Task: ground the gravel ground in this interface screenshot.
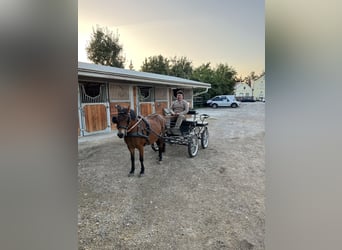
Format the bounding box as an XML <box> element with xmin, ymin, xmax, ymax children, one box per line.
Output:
<box><xmin>78</xmin><ymin>102</ymin><xmax>265</xmax><ymax>249</ymax></box>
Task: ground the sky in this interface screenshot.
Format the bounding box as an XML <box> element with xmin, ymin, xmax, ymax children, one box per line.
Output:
<box><xmin>78</xmin><ymin>0</ymin><xmax>264</xmax><ymax>78</ymax></box>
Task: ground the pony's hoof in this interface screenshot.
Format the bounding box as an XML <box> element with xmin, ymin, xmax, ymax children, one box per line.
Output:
<box><xmin>157</xmin><ymin>160</ymin><xmax>162</xmax><ymax>164</ymax></box>
<box><xmin>138</xmin><ymin>173</ymin><xmax>144</xmax><ymax>177</ymax></box>
<box><xmin>128</xmin><ymin>173</ymin><xmax>134</xmax><ymax>177</ymax></box>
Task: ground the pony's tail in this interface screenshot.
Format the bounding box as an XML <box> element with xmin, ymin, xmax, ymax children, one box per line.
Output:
<box><xmin>157</xmin><ymin>139</ymin><xmax>165</xmax><ymax>153</ymax></box>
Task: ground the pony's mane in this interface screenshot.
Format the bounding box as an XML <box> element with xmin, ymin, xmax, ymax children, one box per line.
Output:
<box><xmin>129</xmin><ymin>109</ymin><xmax>136</xmax><ymax>120</ymax></box>
<box><xmin>119</xmin><ymin>107</ymin><xmax>136</xmax><ymax>120</ymax></box>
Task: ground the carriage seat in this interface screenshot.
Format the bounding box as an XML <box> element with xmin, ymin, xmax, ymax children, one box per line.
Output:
<box><xmin>187</xmin><ymin>110</ymin><xmax>198</xmax><ymax>115</ymax></box>
<box><xmin>163</xmin><ymin>108</ymin><xmax>198</xmax><ymax>116</ymax></box>
<box><xmin>164</xmin><ymin>109</ymin><xmax>199</xmax><ymax>135</ymax></box>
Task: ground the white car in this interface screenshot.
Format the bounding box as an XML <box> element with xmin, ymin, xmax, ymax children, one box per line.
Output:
<box><xmin>206</xmin><ymin>95</ymin><xmax>240</xmax><ymax>108</ymax></box>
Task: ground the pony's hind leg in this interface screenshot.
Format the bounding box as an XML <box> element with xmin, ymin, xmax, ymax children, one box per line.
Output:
<box><xmin>138</xmin><ymin>146</ymin><xmax>145</xmax><ymax>177</ymax></box>
<box><xmin>157</xmin><ymin>139</ymin><xmax>165</xmax><ymax>162</ymax></box>
<box><xmin>128</xmin><ymin>147</ymin><xmax>135</xmax><ymax>177</ymax></box>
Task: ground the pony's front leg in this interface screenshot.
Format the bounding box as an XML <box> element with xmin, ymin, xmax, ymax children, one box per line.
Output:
<box><xmin>138</xmin><ymin>146</ymin><xmax>145</xmax><ymax>177</ymax></box>
<box><xmin>128</xmin><ymin>147</ymin><xmax>135</xmax><ymax>177</ymax></box>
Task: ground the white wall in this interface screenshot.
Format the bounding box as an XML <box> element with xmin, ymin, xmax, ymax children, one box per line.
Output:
<box><xmin>252</xmin><ymin>75</ymin><xmax>265</xmax><ymax>100</ymax></box>
<box><xmin>234</xmin><ymin>82</ymin><xmax>253</xmax><ymax>97</ymax></box>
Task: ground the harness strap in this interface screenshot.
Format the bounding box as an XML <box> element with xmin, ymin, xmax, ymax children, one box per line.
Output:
<box><xmin>125</xmin><ymin>114</ymin><xmax>164</xmax><ymax>144</ymax></box>
<box><xmin>141</xmin><ymin>116</ymin><xmax>150</xmax><ymax>136</ymax></box>
<box><xmin>126</xmin><ymin>117</ymin><xmax>143</xmax><ymax>133</ymax></box>
<box><xmin>140</xmin><ymin>116</ymin><xmax>151</xmax><ymax>144</ymax></box>
<box><xmin>124</xmin><ymin>116</ymin><xmax>150</xmax><ymax>144</ymax></box>
<box><xmin>125</xmin><ymin>132</ymin><xmax>149</xmax><ymax>139</ymax></box>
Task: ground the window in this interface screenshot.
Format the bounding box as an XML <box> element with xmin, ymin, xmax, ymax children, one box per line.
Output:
<box><xmin>80</xmin><ymin>83</ymin><xmax>107</xmax><ymax>103</ymax></box>
<box><xmin>84</xmin><ymin>83</ymin><xmax>100</xmax><ymax>97</ymax></box>
<box><xmin>139</xmin><ymin>87</ymin><xmax>154</xmax><ymax>102</ymax></box>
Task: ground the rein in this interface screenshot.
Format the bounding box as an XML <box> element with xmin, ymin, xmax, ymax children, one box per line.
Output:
<box><xmin>126</xmin><ymin>117</ymin><xmax>143</xmax><ymax>133</ymax></box>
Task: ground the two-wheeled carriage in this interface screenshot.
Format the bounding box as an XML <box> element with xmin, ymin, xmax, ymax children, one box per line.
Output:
<box><xmin>155</xmin><ymin>110</ymin><xmax>210</xmax><ymax>157</ymax></box>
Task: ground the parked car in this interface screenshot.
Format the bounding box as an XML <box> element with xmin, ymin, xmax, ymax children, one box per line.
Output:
<box><xmin>257</xmin><ymin>97</ymin><xmax>265</xmax><ymax>102</ymax></box>
<box><xmin>236</xmin><ymin>96</ymin><xmax>256</xmax><ymax>102</ymax></box>
<box><xmin>206</xmin><ymin>95</ymin><xmax>240</xmax><ymax>108</ymax></box>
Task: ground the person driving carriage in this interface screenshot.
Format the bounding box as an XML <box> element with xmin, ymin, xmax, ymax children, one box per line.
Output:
<box><xmin>165</xmin><ymin>90</ymin><xmax>189</xmax><ymax>135</ymax></box>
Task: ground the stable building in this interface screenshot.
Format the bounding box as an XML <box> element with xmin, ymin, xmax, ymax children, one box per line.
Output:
<box><xmin>78</xmin><ymin>62</ymin><xmax>211</xmax><ymax>136</ymax></box>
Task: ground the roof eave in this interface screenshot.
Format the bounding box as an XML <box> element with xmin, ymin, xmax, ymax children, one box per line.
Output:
<box><xmin>78</xmin><ymin>62</ymin><xmax>211</xmax><ymax>88</ymax></box>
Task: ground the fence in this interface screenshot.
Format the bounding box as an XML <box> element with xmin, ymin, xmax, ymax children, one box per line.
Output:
<box><xmin>193</xmin><ymin>96</ymin><xmax>205</xmax><ymax>108</ymax></box>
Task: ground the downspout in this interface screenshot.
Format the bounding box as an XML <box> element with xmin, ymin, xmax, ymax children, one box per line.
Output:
<box><xmin>193</xmin><ymin>87</ymin><xmax>210</xmax><ymax>96</ymax></box>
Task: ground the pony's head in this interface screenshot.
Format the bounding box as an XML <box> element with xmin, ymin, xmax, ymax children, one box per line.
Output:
<box><xmin>114</xmin><ymin>105</ymin><xmax>136</xmax><ymax>138</ymax></box>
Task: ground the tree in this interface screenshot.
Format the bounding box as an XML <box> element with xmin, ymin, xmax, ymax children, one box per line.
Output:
<box><xmin>169</xmin><ymin>56</ymin><xmax>193</xmax><ymax>79</ymax></box>
<box><xmin>192</xmin><ymin>63</ymin><xmax>237</xmax><ymax>97</ymax></box>
<box><xmin>128</xmin><ymin>60</ymin><xmax>134</xmax><ymax>70</ymax></box>
<box><xmin>212</xmin><ymin>63</ymin><xmax>237</xmax><ymax>95</ymax></box>
<box><xmin>139</xmin><ymin>54</ymin><xmax>237</xmax><ymax>99</ymax></box>
<box><xmin>192</xmin><ymin>63</ymin><xmax>213</xmax><ymax>83</ymax></box>
<box><xmin>191</xmin><ymin>63</ymin><xmax>214</xmax><ymax>98</ymax></box>
<box><xmin>140</xmin><ymin>55</ymin><xmax>170</xmax><ymax>75</ymax></box>
<box><xmin>244</xmin><ymin>71</ymin><xmax>260</xmax><ymax>86</ymax></box>
<box><xmin>86</xmin><ymin>26</ymin><xmax>125</xmax><ymax>68</ymax></box>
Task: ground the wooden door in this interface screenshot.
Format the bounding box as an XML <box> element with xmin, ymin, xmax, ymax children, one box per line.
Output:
<box><xmin>83</xmin><ymin>104</ymin><xmax>107</xmax><ymax>132</ymax></box>
<box><xmin>140</xmin><ymin>103</ymin><xmax>154</xmax><ymax>116</ymax></box>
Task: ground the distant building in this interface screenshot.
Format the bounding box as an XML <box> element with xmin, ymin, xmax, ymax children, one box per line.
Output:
<box><xmin>251</xmin><ymin>75</ymin><xmax>265</xmax><ymax>101</ymax></box>
<box><xmin>234</xmin><ymin>82</ymin><xmax>253</xmax><ymax>99</ymax></box>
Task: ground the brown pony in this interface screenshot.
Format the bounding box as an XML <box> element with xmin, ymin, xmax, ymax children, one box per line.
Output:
<box><xmin>112</xmin><ymin>105</ymin><xmax>166</xmax><ymax>177</ymax></box>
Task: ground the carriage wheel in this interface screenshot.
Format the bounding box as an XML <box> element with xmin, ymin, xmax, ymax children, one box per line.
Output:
<box><xmin>188</xmin><ymin>134</ymin><xmax>199</xmax><ymax>157</ymax></box>
<box><xmin>201</xmin><ymin>127</ymin><xmax>209</xmax><ymax>149</ymax></box>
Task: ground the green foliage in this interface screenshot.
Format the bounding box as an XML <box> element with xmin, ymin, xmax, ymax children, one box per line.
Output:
<box><xmin>85</xmin><ymin>26</ymin><xmax>258</xmax><ymax>100</ymax></box>
<box><xmin>243</xmin><ymin>71</ymin><xmax>265</xmax><ymax>85</ymax></box>
<box><xmin>140</xmin><ymin>55</ymin><xmax>170</xmax><ymax>75</ymax></box>
<box><xmin>191</xmin><ymin>63</ymin><xmax>237</xmax><ymax>99</ymax></box>
<box><xmin>139</xmin><ymin>54</ymin><xmax>243</xmax><ymax>100</ymax></box>
<box><xmin>212</xmin><ymin>63</ymin><xmax>237</xmax><ymax>95</ymax></box>
<box><xmin>86</xmin><ymin>26</ymin><xmax>125</xmax><ymax>68</ymax></box>
<box><xmin>140</xmin><ymin>55</ymin><xmax>193</xmax><ymax>79</ymax></box>
<box><xmin>191</xmin><ymin>63</ymin><xmax>214</xmax><ymax>98</ymax></box>
<box><xmin>191</xmin><ymin>63</ymin><xmax>213</xmax><ymax>82</ymax></box>
<box><xmin>128</xmin><ymin>60</ymin><xmax>134</xmax><ymax>70</ymax></box>
<box><xmin>169</xmin><ymin>56</ymin><xmax>193</xmax><ymax>79</ymax></box>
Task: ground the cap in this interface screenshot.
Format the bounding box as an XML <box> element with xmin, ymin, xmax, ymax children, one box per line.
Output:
<box><xmin>176</xmin><ymin>90</ymin><xmax>184</xmax><ymax>95</ymax></box>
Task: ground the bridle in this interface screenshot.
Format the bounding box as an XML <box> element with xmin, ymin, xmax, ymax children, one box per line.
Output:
<box><xmin>117</xmin><ymin>111</ymin><xmax>131</xmax><ymax>131</ymax></box>
<box><xmin>117</xmin><ymin>110</ymin><xmax>143</xmax><ymax>135</ymax></box>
